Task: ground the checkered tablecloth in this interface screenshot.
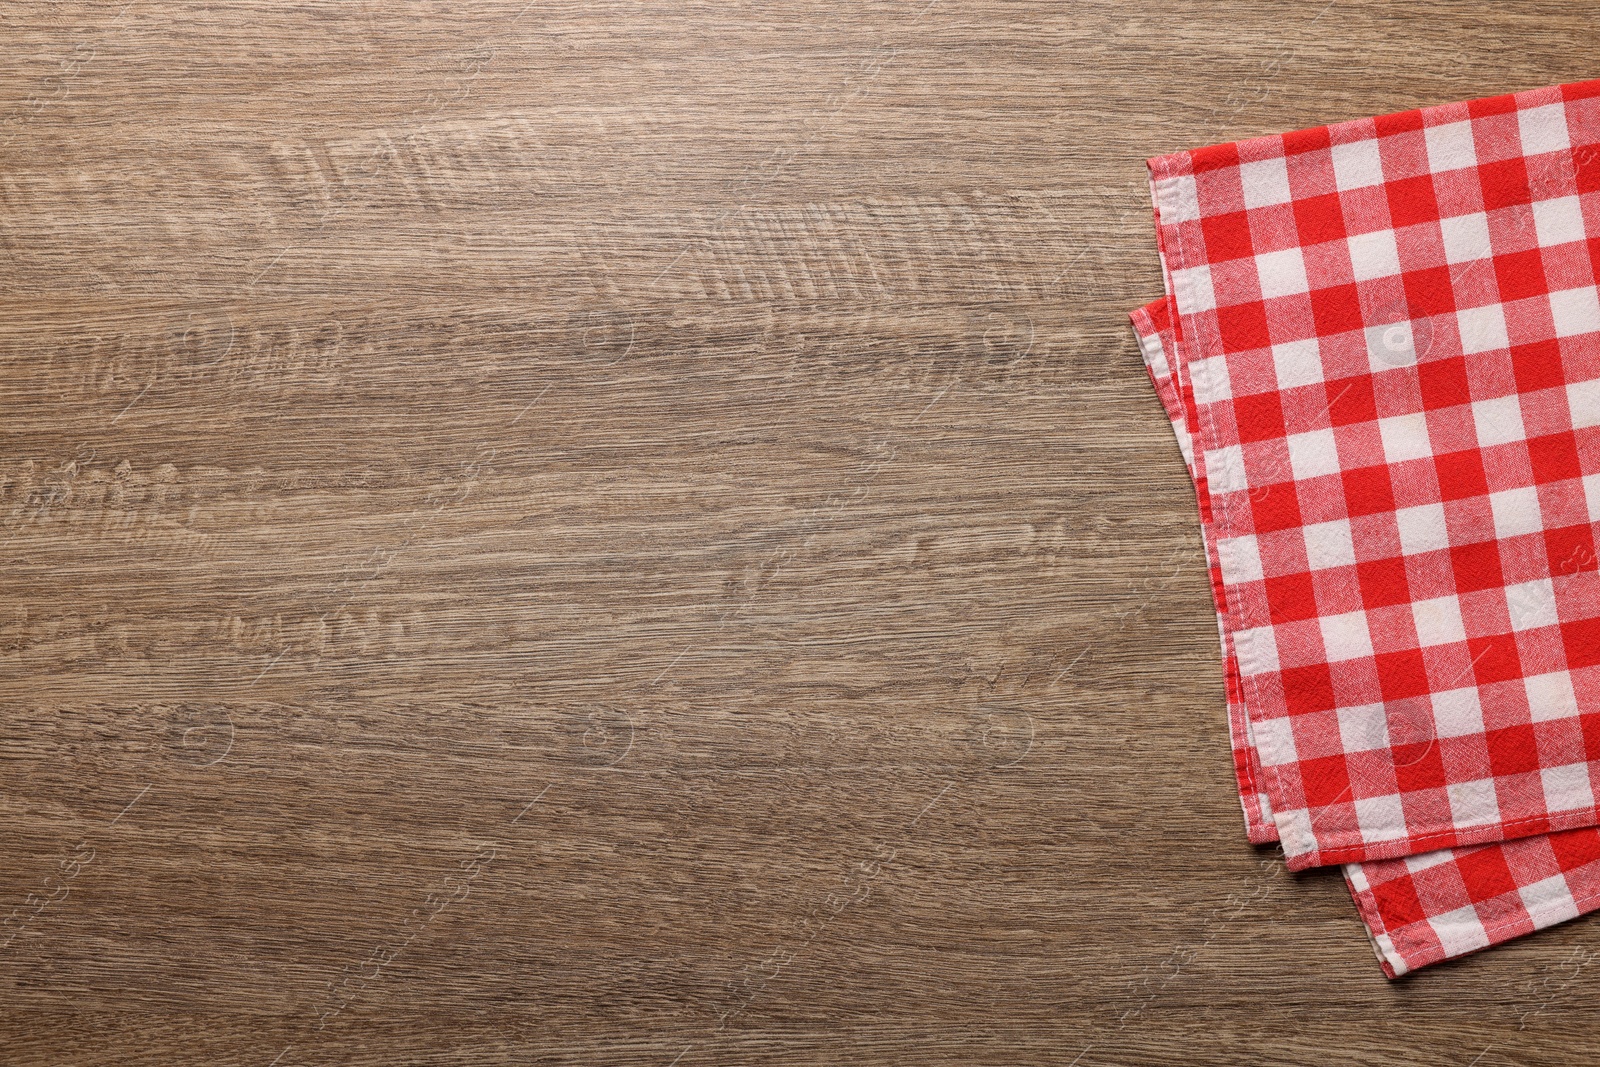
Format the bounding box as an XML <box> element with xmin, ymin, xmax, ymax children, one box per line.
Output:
<box><xmin>1136</xmin><ymin>295</ymin><xmax>1600</xmax><ymax>976</ymax></box>
<box><xmin>1130</xmin><ymin>77</ymin><xmax>1600</xmax><ymax>974</ymax></box>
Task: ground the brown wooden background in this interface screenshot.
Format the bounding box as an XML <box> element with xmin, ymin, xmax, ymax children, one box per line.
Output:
<box><xmin>3</xmin><ymin>2</ymin><xmax>1598</xmax><ymax>1064</ymax></box>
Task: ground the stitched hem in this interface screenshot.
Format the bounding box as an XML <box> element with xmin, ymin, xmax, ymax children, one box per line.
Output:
<box><xmin>1280</xmin><ymin>801</ymin><xmax>1600</xmax><ymax>871</ymax></box>
<box><xmin>1354</xmin><ymin>863</ymin><xmax>1600</xmax><ymax>975</ymax></box>
<box><xmin>1149</xmin><ymin>158</ymin><xmax>1308</xmax><ymax>842</ymax></box>
<box><xmin>1342</xmin><ymin>863</ymin><xmax>1404</xmax><ymax>978</ymax></box>
<box><xmin>1127</xmin><ymin>303</ymin><xmax>1278</xmax><ymax>843</ymax></box>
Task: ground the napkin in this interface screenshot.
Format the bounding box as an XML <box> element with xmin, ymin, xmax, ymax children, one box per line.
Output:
<box><xmin>1142</xmin><ymin>78</ymin><xmax>1600</xmax><ymax>876</ymax></box>
<box><xmin>1136</xmin><ymin>295</ymin><xmax>1600</xmax><ymax>976</ymax></box>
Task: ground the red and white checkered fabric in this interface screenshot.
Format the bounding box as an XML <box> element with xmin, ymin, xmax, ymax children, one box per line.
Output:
<box><xmin>1135</xmin><ymin>295</ymin><xmax>1600</xmax><ymax>976</ymax></box>
<box><xmin>1348</xmin><ymin>829</ymin><xmax>1600</xmax><ymax>977</ymax></box>
<box><xmin>1144</xmin><ymin>79</ymin><xmax>1600</xmax><ymax>874</ymax></box>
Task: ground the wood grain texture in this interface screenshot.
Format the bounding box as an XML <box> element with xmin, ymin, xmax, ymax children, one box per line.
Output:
<box><xmin>3</xmin><ymin>2</ymin><xmax>1598</xmax><ymax>1064</ymax></box>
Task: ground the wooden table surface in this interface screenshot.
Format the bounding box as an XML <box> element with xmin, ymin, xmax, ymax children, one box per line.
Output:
<box><xmin>4</xmin><ymin>2</ymin><xmax>1598</xmax><ymax>1064</ymax></box>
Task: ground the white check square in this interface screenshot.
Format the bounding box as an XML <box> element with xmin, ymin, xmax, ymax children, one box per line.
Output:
<box><xmin>1287</xmin><ymin>427</ymin><xmax>1341</xmax><ymax>480</ymax></box>
<box><xmin>1440</xmin><ymin>212</ymin><xmax>1491</xmax><ymax>265</ymax></box>
<box><xmin>1254</xmin><ymin>718</ymin><xmax>1298</xmax><ymax>768</ymax></box>
<box><xmin>1571</xmin><ymin>380</ymin><xmax>1600</xmax><ymax>429</ymax></box>
<box><xmin>1192</xmin><ymin>353</ymin><xmax>1232</xmax><ymax>403</ymax></box>
<box><xmin>1236</xmin><ymin>625</ymin><xmax>1280</xmax><ymax>677</ymax></box>
<box><xmin>1518</xmin><ymin>874</ymin><xmax>1581</xmax><ymax>923</ymax></box>
<box><xmin>1412</xmin><ymin>595</ymin><xmax>1466</xmax><ymax>647</ymax></box>
<box><xmin>1205</xmin><ymin>444</ymin><xmax>1246</xmax><ymax>493</ymax></box>
<box><xmin>1431</xmin><ymin>687</ymin><xmax>1484</xmax><ymax>738</ymax></box>
<box><xmin>1507</xmin><ymin>578</ymin><xmax>1558</xmax><ymax>631</ymax></box>
<box><xmin>1256</xmin><ymin>247</ymin><xmax>1310</xmax><ymax>298</ymax></box>
<box><xmin>1240</xmin><ymin>156</ymin><xmax>1293</xmax><ymax>208</ymax></box>
<box><xmin>1533</xmin><ymin>196</ymin><xmax>1586</xmax><ymax>247</ymax></box>
<box><xmin>1527</xmin><ymin>671</ymin><xmax>1580</xmax><ymax>722</ymax></box>
<box><xmin>1490</xmin><ymin>487</ymin><xmax>1543</xmax><ymax>540</ymax></box>
<box><xmin>1331</xmin><ymin>138</ymin><xmax>1385</xmax><ymax>191</ymax></box>
<box><xmin>1541</xmin><ymin>763</ymin><xmax>1595</xmax><ymax>813</ymax></box>
<box><xmin>1348</xmin><ymin>229</ymin><xmax>1401</xmax><ymax>282</ymax></box>
<box><xmin>1320</xmin><ymin>610</ymin><xmax>1374</xmax><ymax>662</ymax></box>
<box><xmin>1159</xmin><ymin>174</ymin><xmax>1201</xmax><ymax>223</ymax></box>
<box><xmin>1354</xmin><ymin>794</ymin><xmax>1408</xmax><ymax>842</ymax></box>
<box><xmin>1446</xmin><ymin>779</ymin><xmax>1501</xmax><ymax>828</ymax></box>
<box><xmin>1174</xmin><ymin>263</ymin><xmax>1217</xmax><ymax>313</ymax></box>
<box><xmin>1271</xmin><ymin>338</ymin><xmax>1323</xmax><ymax>390</ymax></box>
<box><xmin>1519</xmin><ymin>101</ymin><xmax>1571</xmax><ymax>156</ymax></box>
<box><xmin>1457</xmin><ymin>303</ymin><xmax>1509</xmax><ymax>354</ymax></box>
<box><xmin>1337</xmin><ymin>704</ymin><xmax>1391</xmax><ymax>753</ymax></box>
<box><xmin>1472</xmin><ymin>394</ymin><xmax>1525</xmax><ymax>447</ymax></box>
<box><xmin>1395</xmin><ymin>502</ymin><xmax>1450</xmax><ymax>555</ymax></box>
<box><xmin>1428</xmin><ymin>905</ymin><xmax>1490</xmax><ymax>955</ymax></box>
<box><xmin>1218</xmin><ymin>535</ymin><xmax>1264</xmax><ymax>585</ymax></box>
<box><xmin>1378</xmin><ymin>412</ymin><xmax>1432</xmax><ymax>463</ymax></box>
<box><xmin>1424</xmin><ymin>120</ymin><xmax>1477</xmax><ymax>172</ymax></box>
<box><xmin>1303</xmin><ymin>518</ymin><xmax>1357</xmax><ymax>570</ymax></box>
<box><xmin>1550</xmin><ymin>287</ymin><xmax>1600</xmax><ymax>339</ymax></box>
